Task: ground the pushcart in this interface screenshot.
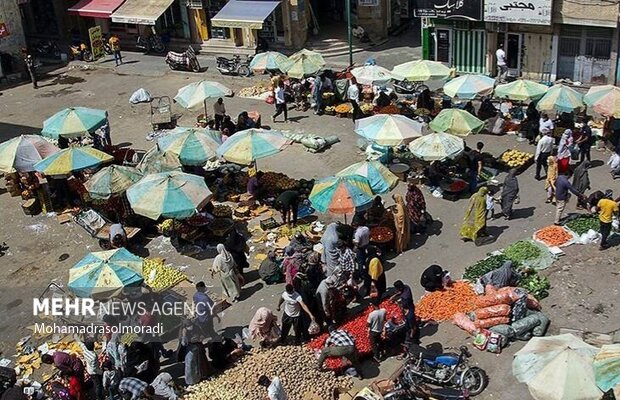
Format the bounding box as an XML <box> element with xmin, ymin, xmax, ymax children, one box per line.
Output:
<box><xmin>73</xmin><ymin>208</ymin><xmax>141</xmax><ymax>249</ymax></box>
<box><xmin>150</xmin><ymin>96</ymin><xmax>174</xmax><ymax>130</ymax></box>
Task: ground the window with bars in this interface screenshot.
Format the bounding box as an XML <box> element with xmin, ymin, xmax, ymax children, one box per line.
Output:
<box><xmin>585</xmin><ymin>38</ymin><xmax>611</xmax><ymax>59</ymax></box>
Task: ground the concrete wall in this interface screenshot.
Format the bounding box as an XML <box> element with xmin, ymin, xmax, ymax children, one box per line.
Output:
<box><xmin>357</xmin><ymin>0</ymin><xmax>388</xmax><ymax>39</ymax></box>
<box><xmin>0</xmin><ymin>0</ymin><xmax>27</xmax><ymax>71</ymax></box>
<box><xmin>521</xmin><ymin>31</ymin><xmax>553</xmax><ymax>80</ymax></box>
<box><xmin>553</xmin><ymin>0</ymin><xmax>619</xmax><ymax>28</ymax></box>
<box><xmin>284</xmin><ymin>0</ymin><xmax>308</xmax><ymax>48</ymax></box>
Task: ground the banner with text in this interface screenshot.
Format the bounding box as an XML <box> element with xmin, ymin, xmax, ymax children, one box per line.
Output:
<box><xmin>414</xmin><ymin>0</ymin><xmax>483</xmax><ymax>21</ymax></box>
<box><xmin>484</xmin><ymin>0</ymin><xmax>552</xmax><ymax>25</ymax></box>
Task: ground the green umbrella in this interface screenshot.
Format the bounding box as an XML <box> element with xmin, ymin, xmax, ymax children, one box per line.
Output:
<box><xmin>495</xmin><ymin>80</ymin><xmax>548</xmax><ymax>102</ymax></box>
<box><xmin>84</xmin><ymin>165</ymin><xmax>144</xmax><ymax>200</ymax></box>
<box><xmin>536</xmin><ymin>84</ymin><xmax>584</xmax><ymax>113</ymax></box>
<box><xmin>429</xmin><ymin>109</ymin><xmax>484</xmax><ymax>136</ymax></box>
<box><xmin>392</xmin><ymin>60</ymin><xmax>452</xmax><ymax>82</ymax></box>
<box><xmin>285</xmin><ymin>49</ymin><xmax>326</xmax><ymax>79</ymax></box>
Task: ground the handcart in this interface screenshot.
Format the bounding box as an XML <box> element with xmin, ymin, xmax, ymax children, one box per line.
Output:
<box><xmin>73</xmin><ymin>208</ymin><xmax>141</xmax><ymax>249</ymax></box>
<box><xmin>150</xmin><ymin>96</ymin><xmax>174</xmax><ymax>130</ymax></box>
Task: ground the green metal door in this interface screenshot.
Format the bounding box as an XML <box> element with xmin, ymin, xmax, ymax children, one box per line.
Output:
<box><xmin>452</xmin><ymin>29</ymin><xmax>486</xmax><ymax>74</ymax></box>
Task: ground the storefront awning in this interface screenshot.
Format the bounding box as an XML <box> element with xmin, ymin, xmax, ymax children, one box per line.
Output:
<box><xmin>111</xmin><ymin>0</ymin><xmax>175</xmax><ymax>25</ymax></box>
<box><xmin>211</xmin><ymin>0</ymin><xmax>280</xmax><ymax>29</ymax></box>
<box><xmin>68</xmin><ymin>0</ymin><xmax>126</xmax><ymax>18</ymax></box>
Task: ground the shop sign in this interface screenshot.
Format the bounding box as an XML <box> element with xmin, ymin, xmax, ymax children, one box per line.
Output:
<box><xmin>484</xmin><ymin>0</ymin><xmax>552</xmax><ymax>25</ymax></box>
<box><xmin>358</xmin><ymin>0</ymin><xmax>380</xmax><ymax>6</ymax></box>
<box><xmin>414</xmin><ymin>0</ymin><xmax>483</xmax><ymax>20</ymax></box>
<box><xmin>88</xmin><ymin>26</ymin><xmax>104</xmax><ymax>61</ymax></box>
<box><xmin>0</xmin><ymin>23</ymin><xmax>9</xmax><ymax>39</ymax></box>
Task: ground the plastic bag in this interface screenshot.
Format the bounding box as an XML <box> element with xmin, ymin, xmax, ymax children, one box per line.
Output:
<box><xmin>308</xmin><ymin>321</ymin><xmax>320</xmax><ymax>335</ymax></box>
<box><xmin>470</xmin><ymin>304</ymin><xmax>511</xmax><ymax>320</ymax></box>
<box><xmin>578</xmin><ymin>229</ymin><xmax>601</xmax><ymax>245</ymax></box>
<box><xmin>474</xmin><ymin>317</ymin><xmax>510</xmax><ymax>329</ymax></box>
<box><xmin>129</xmin><ymin>88</ymin><xmax>151</xmax><ymax>104</ymax></box>
<box><xmin>486</xmin><ymin>332</ymin><xmax>504</xmax><ymax>354</ymax></box>
<box><xmin>489</xmin><ymin>324</ymin><xmax>516</xmax><ymax>339</ymax></box>
<box><xmin>475</xmin><ymin>288</ymin><xmax>515</xmax><ymax>308</ymax></box>
<box><xmin>453</xmin><ymin>312</ymin><xmax>477</xmax><ymax>334</ymax></box>
<box><xmin>511</xmin><ymin>313</ymin><xmax>541</xmax><ymax>337</ymax></box>
<box><xmin>473</xmin><ymin>330</ymin><xmax>489</xmax><ymax>351</ymax></box>
<box><xmin>526</xmin><ymin>294</ymin><xmax>541</xmax><ymax>311</ymax></box>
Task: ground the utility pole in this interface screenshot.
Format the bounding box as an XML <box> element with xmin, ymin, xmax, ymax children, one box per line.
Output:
<box><xmin>346</xmin><ymin>0</ymin><xmax>353</xmax><ymax>66</ymax></box>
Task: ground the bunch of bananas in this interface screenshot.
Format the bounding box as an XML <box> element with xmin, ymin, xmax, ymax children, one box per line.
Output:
<box><xmin>157</xmin><ymin>219</ymin><xmax>174</xmax><ymax>235</ymax></box>
<box><xmin>143</xmin><ymin>258</ymin><xmax>188</xmax><ymax>292</ymax></box>
<box><xmin>501</xmin><ymin>149</ymin><xmax>533</xmax><ymax>168</ymax></box>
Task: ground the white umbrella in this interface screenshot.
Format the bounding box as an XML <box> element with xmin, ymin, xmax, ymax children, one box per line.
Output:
<box><xmin>354</xmin><ymin>114</ymin><xmax>426</xmax><ymax>146</ymax></box>
<box><xmin>407</xmin><ymin>132</ymin><xmax>464</xmax><ymax>161</ymax></box>
<box><xmin>351</xmin><ymin>65</ymin><xmax>393</xmax><ymax>85</ymax></box>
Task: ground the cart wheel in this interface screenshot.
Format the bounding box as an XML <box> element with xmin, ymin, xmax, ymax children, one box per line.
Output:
<box><xmin>238</xmin><ymin>65</ymin><xmax>251</xmax><ymax>77</ymax></box>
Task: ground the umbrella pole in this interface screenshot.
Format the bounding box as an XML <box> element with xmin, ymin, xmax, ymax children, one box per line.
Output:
<box><xmin>204</xmin><ymin>99</ymin><xmax>208</xmax><ymax>122</ymax></box>
<box><xmin>344</xmin><ymin>214</ymin><xmax>348</xmax><ymax>224</ymax></box>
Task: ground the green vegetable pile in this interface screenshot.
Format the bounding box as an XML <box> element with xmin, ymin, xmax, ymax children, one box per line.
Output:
<box><xmin>462</xmin><ymin>254</ymin><xmax>512</xmax><ymax>281</ymax></box>
<box><xmin>504</xmin><ymin>240</ymin><xmax>542</xmax><ymax>264</ymax></box>
<box><xmin>564</xmin><ymin>215</ymin><xmax>600</xmax><ymax>235</ymax></box>
<box><xmin>518</xmin><ymin>271</ymin><xmax>550</xmax><ymax>300</ymax></box>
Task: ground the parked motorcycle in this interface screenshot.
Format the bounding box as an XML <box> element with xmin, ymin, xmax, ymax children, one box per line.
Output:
<box><xmin>69</xmin><ymin>43</ymin><xmax>93</xmax><ymax>62</ymax></box>
<box><xmin>393</xmin><ymin>79</ymin><xmax>429</xmax><ymax>95</ymax></box>
<box><xmin>165</xmin><ymin>46</ymin><xmax>200</xmax><ymax>72</ymax></box>
<box><xmin>377</xmin><ymin>368</ymin><xmax>470</xmax><ymax>400</ymax></box>
<box><xmin>216</xmin><ymin>55</ymin><xmax>252</xmax><ymax>77</ymax></box>
<box><xmin>102</xmin><ymin>34</ymin><xmax>113</xmax><ymax>55</ymax></box>
<box><xmin>404</xmin><ymin>346</ymin><xmax>488</xmax><ymax>397</ymax></box>
<box><xmin>33</xmin><ymin>40</ymin><xmax>61</xmax><ymax>58</ymax></box>
<box><xmin>136</xmin><ymin>27</ymin><xmax>166</xmax><ymax>54</ymax></box>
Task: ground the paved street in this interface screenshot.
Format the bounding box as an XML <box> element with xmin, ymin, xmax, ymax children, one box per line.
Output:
<box><xmin>0</xmin><ymin>58</ymin><xmax>619</xmax><ymax>399</ymax></box>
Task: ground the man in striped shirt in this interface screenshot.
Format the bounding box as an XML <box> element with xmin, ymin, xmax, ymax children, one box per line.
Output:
<box><xmin>118</xmin><ymin>377</ymin><xmax>150</xmax><ymax>400</ymax></box>
<box><xmin>317</xmin><ymin>325</ymin><xmax>363</xmax><ymax>378</ymax></box>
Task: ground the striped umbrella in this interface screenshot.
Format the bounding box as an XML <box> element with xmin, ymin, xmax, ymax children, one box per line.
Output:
<box><xmin>443</xmin><ymin>74</ymin><xmax>495</xmax><ymax>99</ymax></box>
<box><xmin>174</xmin><ymin>80</ymin><xmax>232</xmax><ymax>117</ymax></box>
<box><xmin>285</xmin><ymin>49</ymin><xmax>326</xmax><ymax>79</ymax></box>
<box><xmin>157</xmin><ymin>127</ymin><xmax>223</xmax><ymax>166</ymax></box>
<box><xmin>495</xmin><ymin>80</ymin><xmax>548</xmax><ymax>102</ymax></box>
<box><xmin>84</xmin><ymin>165</ymin><xmax>143</xmax><ymax>200</ymax></box>
<box><xmin>0</xmin><ymin>135</ymin><xmax>59</xmax><ymax>173</ymax></box>
<box><xmin>137</xmin><ymin>146</ymin><xmax>182</xmax><ymax>175</ymax></box>
<box><xmin>127</xmin><ymin>171</ymin><xmax>213</xmax><ymax>220</ymax></box>
<box><xmin>336</xmin><ymin>160</ymin><xmax>399</xmax><ymax>194</ymax></box>
<box><xmin>355</xmin><ymin>114</ymin><xmax>426</xmax><ymax>146</ymax></box>
<box><xmin>429</xmin><ymin>109</ymin><xmax>484</xmax><ymax>136</ymax></box>
<box><xmin>34</xmin><ymin>146</ymin><xmax>113</xmax><ymax>176</ymax></box>
<box><xmin>408</xmin><ymin>132</ymin><xmax>464</xmax><ymax>161</ymax></box>
<box><xmin>536</xmin><ymin>84</ymin><xmax>584</xmax><ymax>113</ymax></box>
<box><xmin>249</xmin><ymin>51</ymin><xmax>292</xmax><ymax>73</ymax></box>
<box><xmin>216</xmin><ymin>128</ymin><xmax>289</xmax><ymax>165</ymax></box>
<box><xmin>594</xmin><ymin>344</ymin><xmax>620</xmax><ymax>393</ymax></box>
<box><xmin>68</xmin><ymin>248</ymin><xmax>143</xmax><ymax>298</ymax></box>
<box><xmin>42</xmin><ymin>107</ymin><xmax>107</xmax><ymax>139</ymax></box>
<box><xmin>392</xmin><ymin>60</ymin><xmax>452</xmax><ymax>82</ymax></box>
<box><xmin>584</xmin><ymin>85</ymin><xmax>620</xmax><ymax>117</ymax></box>
<box><xmin>309</xmin><ymin>175</ymin><xmax>374</xmax><ymax>215</ymax></box>
<box><xmin>351</xmin><ymin>65</ymin><xmax>393</xmax><ymax>86</ymax></box>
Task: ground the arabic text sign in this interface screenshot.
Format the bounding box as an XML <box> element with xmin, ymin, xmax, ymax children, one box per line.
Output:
<box><xmin>484</xmin><ymin>0</ymin><xmax>552</xmax><ymax>25</ymax></box>
<box><xmin>88</xmin><ymin>26</ymin><xmax>104</xmax><ymax>61</ymax></box>
<box><xmin>414</xmin><ymin>0</ymin><xmax>483</xmax><ymax>21</ymax></box>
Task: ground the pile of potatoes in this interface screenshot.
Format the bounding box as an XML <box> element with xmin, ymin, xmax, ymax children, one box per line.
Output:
<box><xmin>185</xmin><ymin>346</ymin><xmax>353</xmax><ymax>400</ymax></box>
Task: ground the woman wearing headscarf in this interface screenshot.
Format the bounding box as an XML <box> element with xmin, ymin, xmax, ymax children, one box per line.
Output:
<box><xmin>545</xmin><ymin>155</ymin><xmax>558</xmax><ymax>204</ymax></box>
<box><xmin>224</xmin><ymin>228</ymin><xmax>249</xmax><ymax>276</ymax></box>
<box><xmin>320</xmin><ymin>223</ymin><xmax>340</xmax><ymax>277</ymax></box>
<box><xmin>258</xmin><ymin>250</ymin><xmax>281</xmax><ymax>285</ymax></box>
<box><xmin>460</xmin><ymin>187</ymin><xmax>489</xmax><ymax>244</ymax></box>
<box><xmin>572</xmin><ymin>161</ymin><xmax>591</xmax><ymax>209</ymax></box>
<box><xmin>391</xmin><ymin>194</ymin><xmax>410</xmax><ymax>253</ymax></box>
<box><xmin>211</xmin><ymin>244</ymin><xmax>241</xmax><ymax>302</ymax></box>
<box><xmin>525</xmin><ymin>101</ymin><xmax>540</xmax><ymax>144</ymax></box>
<box><xmin>282</xmin><ymin>247</ymin><xmax>302</xmax><ymax>286</ymax></box>
<box><xmin>367</xmin><ymin>246</ymin><xmax>386</xmax><ymax>305</ymax></box>
<box><xmin>500</xmin><ymin>169</ymin><xmax>520</xmax><ymax>220</ymax></box>
<box><xmin>557</xmin><ymin>129</ymin><xmax>573</xmax><ymax>173</ymax></box>
<box><xmin>367</xmin><ymin>196</ymin><xmax>386</xmax><ymax>225</ymax></box>
<box><xmin>249</xmin><ymin>307</ymin><xmax>280</xmax><ymax>348</ymax></box>
<box><xmin>151</xmin><ymin>372</ymin><xmax>178</xmax><ymax>399</ymax></box>
<box><xmin>406</xmin><ymin>180</ymin><xmax>427</xmax><ymax>233</ymax></box>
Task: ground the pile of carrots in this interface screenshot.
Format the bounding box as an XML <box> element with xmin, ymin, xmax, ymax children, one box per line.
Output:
<box><xmin>416</xmin><ymin>281</ymin><xmax>478</xmax><ymax>322</ymax></box>
<box><xmin>535</xmin><ymin>225</ymin><xmax>573</xmax><ymax>247</ymax></box>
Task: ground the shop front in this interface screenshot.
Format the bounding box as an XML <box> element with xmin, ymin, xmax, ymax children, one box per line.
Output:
<box><xmin>67</xmin><ymin>0</ymin><xmax>126</xmax><ymax>43</ymax></box>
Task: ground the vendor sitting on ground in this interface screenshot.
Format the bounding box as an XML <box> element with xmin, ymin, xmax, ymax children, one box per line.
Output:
<box><xmin>286</xmin><ymin>232</ymin><xmax>312</xmax><ymax>254</ymax></box>
<box><xmin>109</xmin><ymin>222</ymin><xmax>127</xmax><ymax>249</ymax></box>
<box><xmin>420</xmin><ymin>264</ymin><xmax>450</xmax><ymax>292</ymax></box>
<box><xmin>237</xmin><ymin>111</ymin><xmax>256</xmax><ymax>131</ymax></box>
<box><xmin>259</xmin><ymin>250</ymin><xmax>282</xmax><ymax>284</ymax></box>
<box><xmin>246</xmin><ymin>168</ymin><xmax>264</xmax><ymax>203</ymax></box>
<box><xmin>249</xmin><ymin>307</ymin><xmax>281</xmax><ymax>348</ymax></box>
<box><xmin>366</xmin><ymin>196</ymin><xmax>386</xmax><ymax>225</ymax></box>
<box><xmin>275</xmin><ymin>190</ymin><xmax>300</xmax><ymax>226</ymax></box>
<box><xmin>416</xmin><ymin>88</ymin><xmax>434</xmax><ymax>112</ymax></box>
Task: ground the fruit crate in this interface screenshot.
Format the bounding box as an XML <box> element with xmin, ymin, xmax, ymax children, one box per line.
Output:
<box><xmin>260</xmin><ymin>217</ymin><xmax>279</xmax><ymax>231</ymax></box>
<box><xmin>497</xmin><ymin>150</ymin><xmax>534</xmax><ymax>174</ymax></box>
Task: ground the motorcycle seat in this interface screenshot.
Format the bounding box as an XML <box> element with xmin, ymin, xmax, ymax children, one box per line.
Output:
<box><xmin>216</xmin><ymin>57</ymin><xmax>230</xmax><ymax>63</ymax></box>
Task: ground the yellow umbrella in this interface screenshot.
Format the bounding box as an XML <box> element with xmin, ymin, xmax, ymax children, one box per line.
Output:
<box><xmin>392</xmin><ymin>60</ymin><xmax>452</xmax><ymax>82</ymax></box>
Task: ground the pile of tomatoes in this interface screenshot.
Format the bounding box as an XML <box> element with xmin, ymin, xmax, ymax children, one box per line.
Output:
<box><xmin>308</xmin><ymin>299</ymin><xmax>403</xmax><ymax>370</ymax></box>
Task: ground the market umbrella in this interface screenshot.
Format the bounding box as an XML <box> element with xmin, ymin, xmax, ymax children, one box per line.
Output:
<box><xmin>513</xmin><ymin>334</ymin><xmax>602</xmax><ymax>400</ymax></box>
<box><xmin>0</xmin><ymin>135</ymin><xmax>59</xmax><ymax>173</ymax></box>
<box><xmin>354</xmin><ymin>114</ymin><xmax>426</xmax><ymax>146</ymax></box>
<box><xmin>494</xmin><ymin>79</ymin><xmax>548</xmax><ymax>102</ymax></box>
<box><xmin>68</xmin><ymin>248</ymin><xmax>144</xmax><ymax>299</ymax></box>
<box><xmin>584</xmin><ymin>85</ymin><xmax>620</xmax><ymax>117</ymax></box>
<box><xmin>594</xmin><ymin>344</ymin><xmax>620</xmax><ymax>393</ymax></box>
<box><xmin>443</xmin><ymin>74</ymin><xmax>495</xmax><ymax>99</ymax></box>
<box><xmin>84</xmin><ymin>165</ymin><xmax>143</xmax><ymax>200</ymax></box>
<box><xmin>408</xmin><ymin>132</ymin><xmax>464</xmax><ymax>161</ymax></box>
<box><xmin>285</xmin><ymin>49</ymin><xmax>326</xmax><ymax>79</ymax></box>
<box><xmin>391</xmin><ymin>60</ymin><xmax>452</xmax><ymax>82</ymax></box>
<box><xmin>309</xmin><ymin>175</ymin><xmax>374</xmax><ymax>217</ymax></box>
<box><xmin>137</xmin><ymin>146</ymin><xmax>182</xmax><ymax>175</ymax></box>
<box><xmin>249</xmin><ymin>51</ymin><xmax>292</xmax><ymax>73</ymax></box>
<box><xmin>336</xmin><ymin>160</ymin><xmax>399</xmax><ymax>194</ymax></box>
<box><xmin>351</xmin><ymin>65</ymin><xmax>394</xmax><ymax>86</ymax></box>
<box><xmin>173</xmin><ymin>80</ymin><xmax>233</xmax><ymax>118</ymax></box>
<box><xmin>216</xmin><ymin>128</ymin><xmax>290</xmax><ymax>165</ymax></box>
<box><xmin>157</xmin><ymin>127</ymin><xmax>223</xmax><ymax>166</ymax></box>
<box><xmin>41</xmin><ymin>107</ymin><xmax>107</xmax><ymax>139</ymax></box>
<box><xmin>536</xmin><ymin>84</ymin><xmax>584</xmax><ymax>113</ymax></box>
<box><xmin>34</xmin><ymin>146</ymin><xmax>113</xmax><ymax>176</ymax></box>
<box><xmin>126</xmin><ymin>170</ymin><xmax>213</xmax><ymax>220</ymax></box>
<box><xmin>429</xmin><ymin>109</ymin><xmax>484</xmax><ymax>136</ymax></box>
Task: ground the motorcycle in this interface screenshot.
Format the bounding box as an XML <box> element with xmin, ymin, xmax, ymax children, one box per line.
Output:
<box><xmin>136</xmin><ymin>27</ymin><xmax>166</xmax><ymax>54</ymax></box>
<box><xmin>33</xmin><ymin>40</ymin><xmax>61</xmax><ymax>58</ymax></box>
<box><xmin>165</xmin><ymin>46</ymin><xmax>201</xmax><ymax>72</ymax></box>
<box><xmin>404</xmin><ymin>346</ymin><xmax>488</xmax><ymax>397</ymax></box>
<box><xmin>393</xmin><ymin>79</ymin><xmax>429</xmax><ymax>95</ymax></box>
<box><xmin>69</xmin><ymin>43</ymin><xmax>93</xmax><ymax>62</ymax></box>
<box><xmin>216</xmin><ymin>55</ymin><xmax>252</xmax><ymax>77</ymax></box>
<box><xmin>101</xmin><ymin>34</ymin><xmax>113</xmax><ymax>55</ymax></box>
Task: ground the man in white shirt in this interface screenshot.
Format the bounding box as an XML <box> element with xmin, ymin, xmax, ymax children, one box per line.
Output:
<box><xmin>348</xmin><ymin>77</ymin><xmax>360</xmax><ymax>121</ymax></box>
<box><xmin>367</xmin><ymin>307</ymin><xmax>387</xmax><ymax>361</ymax></box>
<box><xmin>272</xmin><ymin>81</ymin><xmax>289</xmax><ymax>123</ymax></box>
<box><xmin>213</xmin><ymin>97</ymin><xmax>226</xmax><ymax>130</ymax></box>
<box><xmin>539</xmin><ymin>113</ymin><xmax>555</xmax><ymax>135</ymax></box>
<box><xmin>277</xmin><ymin>284</ymin><xmax>315</xmax><ymax>344</ymax></box>
<box><xmin>496</xmin><ymin>44</ymin><xmax>507</xmax><ymax>82</ymax></box>
<box><xmin>259</xmin><ymin>375</ymin><xmax>288</xmax><ymax>400</ymax></box>
<box><xmin>353</xmin><ymin>217</ymin><xmax>370</xmax><ymax>271</ymax></box>
<box><xmin>535</xmin><ymin>129</ymin><xmax>555</xmax><ymax>180</ymax></box>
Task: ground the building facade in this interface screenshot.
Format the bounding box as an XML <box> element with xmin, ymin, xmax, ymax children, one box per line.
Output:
<box><xmin>0</xmin><ymin>0</ymin><xmax>27</xmax><ymax>78</ymax></box>
<box><xmin>420</xmin><ymin>0</ymin><xmax>620</xmax><ymax>85</ymax></box>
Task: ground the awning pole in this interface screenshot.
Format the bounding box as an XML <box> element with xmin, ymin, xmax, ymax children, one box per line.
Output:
<box><xmin>346</xmin><ymin>0</ymin><xmax>352</xmax><ymax>67</ymax></box>
<box><xmin>204</xmin><ymin>99</ymin><xmax>208</xmax><ymax>121</ymax></box>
